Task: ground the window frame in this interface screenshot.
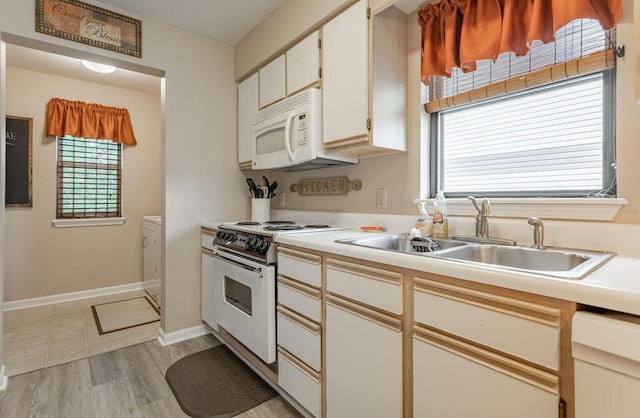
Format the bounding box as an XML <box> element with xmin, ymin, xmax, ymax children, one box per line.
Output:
<box><xmin>55</xmin><ymin>135</ymin><xmax>123</xmax><ymax>220</ymax></box>
<box><xmin>429</xmin><ymin>69</ymin><xmax>617</xmax><ymax>199</ymax></box>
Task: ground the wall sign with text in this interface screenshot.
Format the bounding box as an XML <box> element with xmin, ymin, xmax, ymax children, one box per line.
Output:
<box><xmin>36</xmin><ymin>0</ymin><xmax>142</xmax><ymax>58</ymax></box>
<box><xmin>5</xmin><ymin>116</ymin><xmax>33</xmax><ymax>208</ymax></box>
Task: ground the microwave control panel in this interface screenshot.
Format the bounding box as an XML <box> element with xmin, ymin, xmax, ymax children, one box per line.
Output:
<box><xmin>295</xmin><ymin>113</ymin><xmax>308</xmax><ymax>147</ymax></box>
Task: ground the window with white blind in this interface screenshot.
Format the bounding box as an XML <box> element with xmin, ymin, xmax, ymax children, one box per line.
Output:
<box><xmin>57</xmin><ymin>135</ymin><xmax>122</xmax><ymax>219</ymax></box>
<box><xmin>429</xmin><ymin>19</ymin><xmax>616</xmax><ymax>198</ymax></box>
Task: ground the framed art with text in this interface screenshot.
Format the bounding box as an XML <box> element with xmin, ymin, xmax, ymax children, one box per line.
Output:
<box><xmin>35</xmin><ymin>0</ymin><xmax>142</xmax><ymax>58</ymax></box>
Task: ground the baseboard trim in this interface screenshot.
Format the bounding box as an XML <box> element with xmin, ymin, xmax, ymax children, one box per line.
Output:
<box><xmin>3</xmin><ymin>280</ymin><xmax>159</xmax><ymax>311</ymax></box>
<box><xmin>157</xmin><ymin>324</ymin><xmax>210</xmax><ymax>347</ymax></box>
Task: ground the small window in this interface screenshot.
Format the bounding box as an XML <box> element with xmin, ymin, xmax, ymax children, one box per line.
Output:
<box><xmin>57</xmin><ymin>135</ymin><xmax>122</xmax><ymax>218</ymax></box>
<box><xmin>429</xmin><ymin>20</ymin><xmax>617</xmax><ymax>198</ymax></box>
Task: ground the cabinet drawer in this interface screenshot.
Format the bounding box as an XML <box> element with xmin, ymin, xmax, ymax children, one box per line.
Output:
<box><xmin>278</xmin><ymin>348</ymin><xmax>322</xmax><ymax>418</ymax></box>
<box><xmin>277</xmin><ymin>306</ymin><xmax>321</xmax><ymax>371</ymax></box>
<box><xmin>278</xmin><ymin>248</ymin><xmax>322</xmax><ymax>288</ymax></box>
<box><xmin>413</xmin><ymin>326</ymin><xmax>559</xmax><ymax>418</ymax></box>
<box><xmin>277</xmin><ymin>277</ymin><xmax>322</xmax><ymax>322</ymax></box>
<box><xmin>326</xmin><ymin>258</ymin><xmax>402</xmax><ymax>315</ymax></box>
<box><xmin>414</xmin><ymin>278</ymin><xmax>561</xmax><ymax>370</ymax></box>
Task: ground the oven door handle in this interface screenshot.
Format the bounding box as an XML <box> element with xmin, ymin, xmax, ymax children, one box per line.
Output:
<box><xmin>213</xmin><ymin>249</ymin><xmax>264</xmax><ymax>274</ymax></box>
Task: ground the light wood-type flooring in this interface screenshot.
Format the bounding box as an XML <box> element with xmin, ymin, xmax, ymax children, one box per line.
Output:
<box><xmin>3</xmin><ymin>290</ymin><xmax>160</xmax><ymax>377</ymax></box>
<box><xmin>0</xmin><ymin>334</ymin><xmax>302</xmax><ymax>417</ymax></box>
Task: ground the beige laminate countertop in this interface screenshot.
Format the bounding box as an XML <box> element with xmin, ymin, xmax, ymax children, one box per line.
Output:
<box><xmin>275</xmin><ymin>229</ymin><xmax>640</xmax><ymax>317</ymax></box>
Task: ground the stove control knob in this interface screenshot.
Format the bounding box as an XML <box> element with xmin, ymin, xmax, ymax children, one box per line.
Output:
<box><xmin>258</xmin><ymin>240</ymin><xmax>270</xmax><ymax>254</ymax></box>
<box><xmin>247</xmin><ymin>237</ymin><xmax>257</xmax><ymax>248</ymax></box>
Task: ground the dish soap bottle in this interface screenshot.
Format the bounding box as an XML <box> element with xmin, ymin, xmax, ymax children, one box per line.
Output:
<box><xmin>432</xmin><ymin>191</ymin><xmax>449</xmax><ymax>239</ymax></box>
<box><xmin>413</xmin><ymin>199</ymin><xmax>432</xmax><ymax>237</ymax></box>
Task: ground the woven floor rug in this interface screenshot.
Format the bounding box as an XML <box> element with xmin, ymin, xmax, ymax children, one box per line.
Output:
<box><xmin>165</xmin><ymin>344</ymin><xmax>277</xmax><ymax>418</ymax></box>
<box><xmin>91</xmin><ymin>296</ymin><xmax>160</xmax><ymax>334</ymax></box>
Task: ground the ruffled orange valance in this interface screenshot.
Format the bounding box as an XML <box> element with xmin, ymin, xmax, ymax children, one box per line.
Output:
<box><xmin>46</xmin><ymin>98</ymin><xmax>137</xmax><ymax>145</ymax></box>
<box><xmin>418</xmin><ymin>0</ymin><xmax>622</xmax><ymax>83</ymax></box>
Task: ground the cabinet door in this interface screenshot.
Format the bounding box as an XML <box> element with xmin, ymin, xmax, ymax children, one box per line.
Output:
<box><xmin>413</xmin><ymin>327</ymin><xmax>559</xmax><ymax>418</ymax></box>
<box><xmin>259</xmin><ymin>55</ymin><xmax>286</xmax><ymax>108</ymax></box>
<box><xmin>325</xmin><ymin>296</ymin><xmax>402</xmax><ymax>418</ymax></box>
<box><xmin>201</xmin><ymin>250</ymin><xmax>216</xmax><ymax>329</ymax></box>
<box><xmin>286</xmin><ymin>31</ymin><xmax>320</xmax><ymax>95</ymax></box>
<box><xmin>322</xmin><ymin>0</ymin><xmax>369</xmax><ymax>145</ymax></box>
<box><xmin>237</xmin><ymin>73</ymin><xmax>258</xmax><ymax>167</ymax></box>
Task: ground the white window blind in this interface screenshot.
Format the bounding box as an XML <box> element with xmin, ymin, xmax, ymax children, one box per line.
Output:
<box><xmin>438</xmin><ymin>74</ymin><xmax>607</xmax><ymax>195</ymax></box>
<box><xmin>57</xmin><ymin>135</ymin><xmax>122</xmax><ymax>218</ymax></box>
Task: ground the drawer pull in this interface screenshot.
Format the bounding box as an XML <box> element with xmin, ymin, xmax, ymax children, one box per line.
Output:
<box><xmin>326</xmin><ymin>294</ymin><xmax>402</xmax><ymax>332</ymax></box>
<box><xmin>278</xmin><ymin>275</ymin><xmax>321</xmax><ymax>299</ymax></box>
<box><xmin>278</xmin><ymin>247</ymin><xmax>321</xmax><ymax>265</ymax></box>
<box><xmin>413</xmin><ymin>324</ymin><xmax>559</xmax><ymax>395</ymax></box>
<box><xmin>277</xmin><ymin>306</ymin><xmax>321</xmax><ymax>335</ymax></box>
<box><xmin>278</xmin><ymin>347</ymin><xmax>321</xmax><ymax>381</ymax></box>
<box><xmin>326</xmin><ymin>258</ymin><xmax>403</xmax><ymax>286</ymax></box>
<box><xmin>414</xmin><ymin>277</ymin><xmax>561</xmax><ymax>327</ymax></box>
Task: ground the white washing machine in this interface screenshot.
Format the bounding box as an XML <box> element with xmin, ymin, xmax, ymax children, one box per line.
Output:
<box><xmin>142</xmin><ymin>215</ymin><xmax>162</xmax><ymax>308</ymax></box>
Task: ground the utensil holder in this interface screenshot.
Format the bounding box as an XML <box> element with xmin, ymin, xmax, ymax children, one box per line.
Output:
<box><xmin>251</xmin><ymin>198</ymin><xmax>270</xmax><ymax>223</ymax></box>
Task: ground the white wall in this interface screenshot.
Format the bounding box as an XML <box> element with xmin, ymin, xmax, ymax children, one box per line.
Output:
<box><xmin>0</xmin><ymin>0</ymin><xmax>249</xmax><ymax>337</ymax></box>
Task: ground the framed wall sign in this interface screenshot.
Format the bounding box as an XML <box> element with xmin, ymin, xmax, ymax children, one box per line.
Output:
<box><xmin>5</xmin><ymin>116</ymin><xmax>33</xmax><ymax>208</ymax></box>
<box><xmin>35</xmin><ymin>0</ymin><xmax>142</xmax><ymax>58</ymax></box>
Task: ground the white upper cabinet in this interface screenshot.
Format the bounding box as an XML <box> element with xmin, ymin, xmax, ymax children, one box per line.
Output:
<box><xmin>322</xmin><ymin>0</ymin><xmax>407</xmax><ymax>157</ymax></box>
<box><xmin>259</xmin><ymin>55</ymin><xmax>286</xmax><ymax>109</ymax></box>
<box><xmin>237</xmin><ymin>73</ymin><xmax>258</xmax><ymax>169</ymax></box>
<box><xmin>286</xmin><ymin>31</ymin><xmax>321</xmax><ymax>96</ymax></box>
<box><xmin>322</xmin><ymin>0</ymin><xmax>369</xmax><ymax>146</ymax></box>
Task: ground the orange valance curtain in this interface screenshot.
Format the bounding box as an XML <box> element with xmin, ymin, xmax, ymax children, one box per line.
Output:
<box><xmin>418</xmin><ymin>0</ymin><xmax>622</xmax><ymax>83</ymax></box>
<box><xmin>46</xmin><ymin>98</ymin><xmax>137</xmax><ymax>145</ymax></box>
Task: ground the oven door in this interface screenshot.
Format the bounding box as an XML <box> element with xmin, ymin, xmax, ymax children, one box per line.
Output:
<box><xmin>212</xmin><ymin>248</ymin><xmax>276</xmax><ymax>364</ymax></box>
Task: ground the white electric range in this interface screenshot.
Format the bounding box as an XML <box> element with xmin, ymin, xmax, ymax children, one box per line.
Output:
<box><xmin>209</xmin><ymin>220</ymin><xmax>348</xmax><ymax>365</ymax></box>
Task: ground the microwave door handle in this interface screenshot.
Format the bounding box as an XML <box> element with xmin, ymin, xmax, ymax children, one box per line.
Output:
<box><xmin>284</xmin><ymin>110</ymin><xmax>295</xmax><ymax>162</ymax></box>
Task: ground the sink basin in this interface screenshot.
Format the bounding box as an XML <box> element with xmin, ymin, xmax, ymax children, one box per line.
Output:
<box><xmin>335</xmin><ymin>233</ymin><xmax>614</xmax><ymax>279</ymax></box>
<box><xmin>435</xmin><ymin>245</ymin><xmax>614</xmax><ymax>279</ymax></box>
<box><xmin>336</xmin><ymin>233</ymin><xmax>467</xmax><ymax>255</ymax></box>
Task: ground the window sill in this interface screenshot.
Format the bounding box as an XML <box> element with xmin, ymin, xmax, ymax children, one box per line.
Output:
<box><xmin>52</xmin><ymin>217</ymin><xmax>126</xmax><ymax>228</ymax></box>
<box><xmin>437</xmin><ymin>198</ymin><xmax>627</xmax><ymax>221</ymax></box>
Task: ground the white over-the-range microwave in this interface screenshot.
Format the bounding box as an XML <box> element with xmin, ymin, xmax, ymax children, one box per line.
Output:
<box><xmin>252</xmin><ymin>88</ymin><xmax>357</xmax><ymax>171</ymax></box>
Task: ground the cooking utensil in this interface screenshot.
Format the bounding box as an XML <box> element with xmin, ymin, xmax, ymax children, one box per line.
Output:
<box><xmin>246</xmin><ymin>178</ymin><xmax>258</xmax><ymax>197</ymax></box>
<box><xmin>255</xmin><ymin>187</ymin><xmax>264</xmax><ymax>198</ymax></box>
<box><xmin>268</xmin><ymin>181</ymin><xmax>278</xmax><ymax>198</ymax></box>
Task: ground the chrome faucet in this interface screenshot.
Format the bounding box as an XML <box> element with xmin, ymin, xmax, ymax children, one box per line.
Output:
<box><xmin>451</xmin><ymin>196</ymin><xmax>517</xmax><ymax>246</ymax></box>
<box><xmin>469</xmin><ymin>196</ymin><xmax>490</xmax><ymax>238</ymax></box>
<box><xmin>528</xmin><ymin>217</ymin><xmax>545</xmax><ymax>250</ymax></box>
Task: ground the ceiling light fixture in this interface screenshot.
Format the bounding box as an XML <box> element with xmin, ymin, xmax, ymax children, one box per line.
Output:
<box><xmin>81</xmin><ymin>60</ymin><xmax>116</xmax><ymax>74</ymax></box>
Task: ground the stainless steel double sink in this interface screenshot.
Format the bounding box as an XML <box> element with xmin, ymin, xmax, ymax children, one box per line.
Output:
<box><xmin>336</xmin><ymin>233</ymin><xmax>614</xmax><ymax>279</ymax></box>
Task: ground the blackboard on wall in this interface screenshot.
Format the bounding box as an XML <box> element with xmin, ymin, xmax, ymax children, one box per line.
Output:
<box><xmin>6</xmin><ymin>116</ymin><xmax>33</xmax><ymax>207</ymax></box>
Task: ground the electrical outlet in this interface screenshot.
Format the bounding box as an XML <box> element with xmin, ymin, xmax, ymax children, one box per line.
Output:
<box><xmin>376</xmin><ymin>188</ymin><xmax>387</xmax><ymax>208</ymax></box>
<box><xmin>280</xmin><ymin>192</ymin><xmax>286</xmax><ymax>206</ymax></box>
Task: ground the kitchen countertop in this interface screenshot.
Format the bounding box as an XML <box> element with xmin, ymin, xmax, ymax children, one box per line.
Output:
<box><xmin>275</xmin><ymin>228</ymin><xmax>640</xmax><ymax>317</ymax></box>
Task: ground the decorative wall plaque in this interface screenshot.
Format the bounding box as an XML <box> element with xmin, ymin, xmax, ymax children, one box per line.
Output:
<box><xmin>36</xmin><ymin>0</ymin><xmax>142</xmax><ymax>58</ymax></box>
<box><xmin>290</xmin><ymin>176</ymin><xmax>362</xmax><ymax>196</ymax></box>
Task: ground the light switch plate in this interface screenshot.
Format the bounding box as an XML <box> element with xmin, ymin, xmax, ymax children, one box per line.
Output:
<box><xmin>376</xmin><ymin>188</ymin><xmax>387</xmax><ymax>208</ymax></box>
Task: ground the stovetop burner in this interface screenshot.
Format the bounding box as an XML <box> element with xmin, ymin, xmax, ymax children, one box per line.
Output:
<box><xmin>264</xmin><ymin>220</ymin><xmax>295</xmax><ymax>224</ymax></box>
<box><xmin>264</xmin><ymin>224</ymin><xmax>304</xmax><ymax>231</ymax></box>
<box><xmin>236</xmin><ymin>221</ymin><xmax>260</xmax><ymax>225</ymax></box>
<box><xmin>304</xmin><ymin>224</ymin><xmax>330</xmax><ymax>228</ymax></box>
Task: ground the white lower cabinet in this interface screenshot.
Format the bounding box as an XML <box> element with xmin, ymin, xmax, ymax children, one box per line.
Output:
<box><xmin>201</xmin><ymin>248</ymin><xmax>216</xmax><ymax>330</ymax></box>
<box><xmin>413</xmin><ymin>326</ymin><xmax>559</xmax><ymax>418</ymax></box>
<box><xmin>325</xmin><ymin>295</ymin><xmax>403</xmax><ymax>418</ymax></box>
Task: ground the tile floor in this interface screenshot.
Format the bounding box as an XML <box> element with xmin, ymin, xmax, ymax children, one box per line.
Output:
<box><xmin>3</xmin><ymin>290</ymin><xmax>160</xmax><ymax>377</ymax></box>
